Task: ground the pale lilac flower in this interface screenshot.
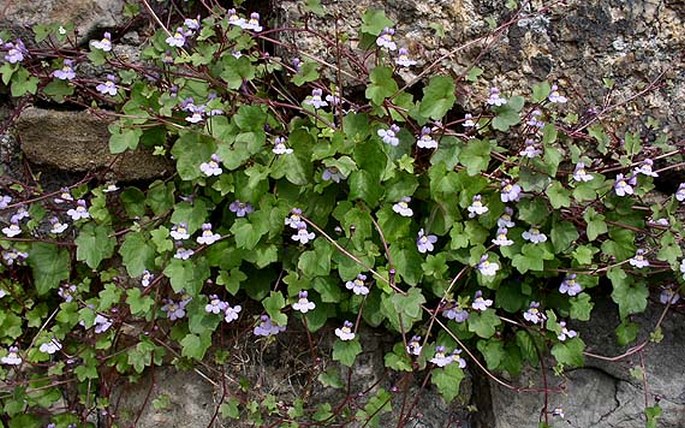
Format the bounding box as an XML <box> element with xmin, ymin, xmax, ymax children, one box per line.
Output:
<box><xmin>522</xmin><ymin>227</ymin><xmax>547</xmax><ymax>244</ymax></box>
<box><xmin>224</xmin><ymin>304</ymin><xmax>242</xmax><ymax>323</ymax></box>
<box><xmin>573</xmin><ymin>162</ymin><xmax>593</xmax><ymax>182</ymax></box>
<box><xmin>0</xmin><ymin>194</ymin><xmax>11</xmax><ymax>209</ymax></box>
<box><xmin>451</xmin><ymin>349</ymin><xmax>467</xmax><ymax>368</ymax></box>
<box><xmin>52</xmin><ymin>59</ymin><xmax>76</xmax><ymax>81</ymax></box>
<box><xmin>471</xmin><ymin>290</ymin><xmax>493</xmax><ymax>311</ymax></box>
<box><xmin>162</xmin><ymin>298</ymin><xmax>190</xmax><ymax>321</ymax></box>
<box><xmin>659</xmin><ymin>287</ymin><xmax>680</xmax><ymax>305</ymax></box>
<box><xmin>548</xmin><ymin>84</ymin><xmax>568</xmax><ymax>104</ymax></box>
<box><xmin>467</xmin><ymin>194</ymin><xmax>489</xmax><ymax>218</ymax></box>
<box><xmin>629</xmin><ymin>249</ymin><xmax>650</xmax><ymax>268</ymax></box>
<box><xmin>96</xmin><ymin>75</ymin><xmax>118</xmax><ymax>96</ymax></box>
<box><xmin>634</xmin><ymin>159</ymin><xmax>658</xmax><ymax>177</ymax></box>
<box><xmin>322</xmin><ymin>167</ymin><xmax>344</xmax><ymax>183</ymax></box>
<box><xmin>4</xmin><ymin>40</ymin><xmax>27</xmax><ymax>63</ymax></box>
<box><xmin>291</xmin><ymin>57</ymin><xmax>302</xmax><ymax>72</ymax></box>
<box><xmin>335</xmin><ymin>320</ymin><xmax>356</xmax><ymax>341</ymax></box>
<box><xmin>229</xmin><ymin>200</ymin><xmax>254</xmax><ymax>217</ymax></box>
<box><xmin>675</xmin><ymin>183</ymin><xmax>685</xmax><ymax>202</ymax></box>
<box><xmin>91</xmin><ymin>32</ymin><xmax>112</xmax><ymax>52</ymax></box>
<box><xmin>559</xmin><ymin>274</ymin><xmax>582</xmax><ymax>296</ymax></box>
<box><xmin>244</xmin><ymin>12</ymin><xmax>263</xmax><ymax>32</ymax></box>
<box><xmin>185</xmin><ymin>104</ymin><xmax>205</xmax><ymax>123</ymax></box>
<box><xmin>392</xmin><ymin>197</ymin><xmax>413</xmax><ymax>217</ymax></box>
<box><xmin>166</xmin><ymin>27</ymin><xmax>186</xmax><ymax>47</ymax></box>
<box><xmin>680</xmin><ymin>259</ymin><xmax>685</xmax><ymax>279</ymax></box>
<box><xmin>254</xmin><ymin>315</ymin><xmax>285</xmax><ymax>337</ymax></box>
<box><xmin>141</xmin><ymin>270</ymin><xmax>153</xmax><ymax>287</ymax></box>
<box><xmin>519</xmin><ymin>139</ymin><xmax>542</xmax><ymax>158</ymax></box>
<box><xmin>272</xmin><ymin>137</ymin><xmax>293</xmax><ymax>155</ymax></box>
<box><xmin>486</xmin><ymin>87</ymin><xmax>507</xmax><ymax>106</ymax></box>
<box><xmin>430</xmin><ymin>346</ymin><xmax>453</xmax><ymax>367</ymax></box>
<box><xmin>304</xmin><ymin>88</ymin><xmax>328</xmax><ymax>109</ymax></box>
<box><xmin>1</xmin><ymin>347</ymin><xmax>22</xmax><ymax>365</ymax></box>
<box><xmin>2</xmin><ymin>221</ymin><xmax>21</xmax><ymax>238</ymax></box>
<box><xmin>285</xmin><ymin>208</ymin><xmax>304</xmax><ymax>229</ymax></box>
<box><xmin>443</xmin><ymin>303</ymin><xmax>469</xmax><ymax>323</ymax></box>
<box><xmin>378</xmin><ymin>124</ymin><xmax>400</xmax><ymax>146</ymax></box>
<box><xmin>523</xmin><ymin>301</ymin><xmax>546</xmax><ymax>324</ymax></box>
<box><xmin>93</xmin><ymin>314</ymin><xmax>113</xmax><ymax>334</ymax></box>
<box><xmin>292</xmin><ymin>223</ymin><xmax>315</xmax><ymax>244</ymax></box>
<box><xmin>49</xmin><ymin>217</ymin><xmax>69</xmax><ymax>234</ymax></box>
<box><xmin>345</xmin><ymin>274</ymin><xmax>369</xmax><ymax>296</ymax></box>
<box><xmin>103</xmin><ymin>183</ymin><xmax>119</xmax><ymax>193</ymax></box>
<box><xmin>39</xmin><ymin>338</ymin><xmax>62</xmax><ymax>355</ymax></box>
<box><xmin>174</xmin><ymin>247</ymin><xmax>195</xmax><ymax>260</ymax></box>
<box><xmin>10</xmin><ymin>207</ymin><xmax>29</xmax><ymax>223</ymax></box>
<box><xmin>526</xmin><ymin>109</ymin><xmax>544</xmax><ymax>128</ymax></box>
<box><xmin>463</xmin><ymin>113</ymin><xmax>476</xmax><ymax>128</ymax></box>
<box><xmin>205</xmin><ymin>295</ymin><xmax>228</xmax><ymax>314</ymax></box>
<box><xmin>648</xmin><ymin>217</ymin><xmax>669</xmax><ymax>227</ymax></box>
<box><xmin>196</xmin><ymin>223</ymin><xmax>221</xmax><ymax>245</ymax></box>
<box><xmin>614</xmin><ymin>173</ymin><xmax>636</xmax><ymax>196</ymax></box>
<box><xmin>184</xmin><ymin>17</ymin><xmax>201</xmax><ymax>32</ymax></box>
<box><xmin>2</xmin><ymin>249</ymin><xmax>28</xmax><ymax>266</ymax></box>
<box><xmin>0</xmin><ymin>289</ymin><xmax>6</xmax><ymax>298</ymax></box>
<box><xmin>54</xmin><ymin>188</ymin><xmax>74</xmax><ymax>204</ymax></box>
<box><xmin>416</xmin><ymin>228</ymin><xmax>437</xmax><ymax>253</ymax></box>
<box><xmin>497</xmin><ymin>207</ymin><xmax>515</xmax><ymax>228</ymax></box>
<box><xmin>416</xmin><ymin>127</ymin><xmax>437</xmax><ymax>149</ymax></box>
<box><xmin>170</xmin><ymin>223</ymin><xmax>190</xmax><ymax>240</ymax></box>
<box><xmin>557</xmin><ymin>321</ymin><xmax>577</xmax><ymax>341</ymax></box>
<box><xmin>500</xmin><ymin>180</ymin><xmax>522</xmax><ymax>203</ymax></box>
<box><xmin>406</xmin><ymin>335</ymin><xmax>422</xmax><ymax>356</ymax></box>
<box><xmin>292</xmin><ymin>290</ymin><xmax>316</xmax><ymax>313</ymax></box>
<box><xmin>325</xmin><ymin>94</ymin><xmax>341</xmax><ymax>106</ymax></box>
<box><xmin>227</xmin><ymin>9</ymin><xmax>246</xmax><ymax>27</ymax></box>
<box><xmin>376</xmin><ymin>27</ymin><xmax>397</xmax><ymax>51</ymax></box>
<box><xmin>200</xmin><ymin>154</ymin><xmax>222</xmax><ymax>176</ymax></box>
<box><xmin>552</xmin><ymin>407</ymin><xmax>565</xmax><ymax>418</ymax></box>
<box><xmin>395</xmin><ymin>48</ymin><xmax>417</xmax><ymax>67</ymax></box>
<box><xmin>492</xmin><ymin>227</ymin><xmax>514</xmax><ymax>246</ymax></box>
<box><xmin>58</xmin><ymin>284</ymin><xmax>77</xmax><ymax>302</ymax></box>
<box><xmin>477</xmin><ymin>255</ymin><xmax>499</xmax><ymax>276</ymax></box>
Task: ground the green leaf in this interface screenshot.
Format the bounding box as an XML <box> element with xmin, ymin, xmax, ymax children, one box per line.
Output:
<box><xmin>28</xmin><ymin>243</ymin><xmax>70</xmax><ymax>295</ymax></box>
<box><xmin>645</xmin><ymin>405</ymin><xmax>662</xmax><ymax>428</ymax></box>
<box><xmin>360</xmin><ymin>9</ymin><xmax>393</xmax><ymax>35</ymax></box>
<box><xmin>610</xmin><ymin>272</ymin><xmax>648</xmax><ymax>319</ymax></box>
<box><xmin>291</xmin><ymin>61</ymin><xmax>319</xmax><ymax>86</ymax></box>
<box><xmin>171</xmin><ymin>132</ymin><xmax>216</xmax><ymax>181</ymax></box>
<box><xmin>217</xmin><ymin>268</ymin><xmax>247</xmax><ymax>295</ymax></box>
<box><xmin>109</xmin><ymin>125</ymin><xmax>143</xmax><ymax>154</ymax></box>
<box><xmin>459</xmin><ymin>139</ymin><xmax>491</xmax><ymax>175</ymax></box>
<box><xmin>531</xmin><ymin>81</ymin><xmax>551</xmax><ymax>103</ymax></box>
<box><xmin>231</xmin><ymin>219</ymin><xmax>267</xmax><ymax>250</ymax></box>
<box><xmin>180</xmin><ymin>333</ymin><xmax>211</xmax><ymax>360</ymax></box>
<box><xmin>431</xmin><ymin>364</ymin><xmax>465</xmax><ymax>402</ymax></box>
<box><xmin>43</xmin><ymin>79</ymin><xmax>74</xmax><ymax>102</ymax></box>
<box><xmin>491</xmin><ymin>96</ymin><xmax>523</xmax><ymax>131</ymax></box>
<box><xmin>545</xmin><ymin>181</ymin><xmax>571</xmax><ymax>209</ymax></box>
<box><xmin>119</xmin><ymin>232</ymin><xmax>156</xmax><ymax>277</ymax></box>
<box><xmin>477</xmin><ymin>339</ymin><xmax>506</xmax><ymax>370</ymax></box>
<box><xmin>75</xmin><ymin>223</ymin><xmax>116</xmax><ymax>269</ymax></box>
<box><xmin>127</xmin><ymin>288</ymin><xmax>154</xmax><ymax>315</ymax></box>
<box><xmin>569</xmin><ymin>293</ymin><xmax>593</xmax><ymax>321</ymax></box>
<box><xmin>551</xmin><ymin>337</ymin><xmax>585</xmax><ymax>367</ymax></box>
<box><xmin>550</xmin><ymin>218</ymin><xmax>579</xmax><ymax>253</ymax></box>
<box><xmin>163</xmin><ymin>258</ymin><xmax>210</xmax><ymax>297</ymax></box>
<box><xmin>384</xmin><ymin>342</ymin><xmax>413</xmax><ymax>372</ymax></box>
<box><xmin>332</xmin><ymin>339</ymin><xmax>362</xmax><ymax>367</ymax></box>
<box><xmin>419</xmin><ymin>75</ymin><xmax>456</xmax><ymax>120</ymax></box>
<box><xmin>10</xmin><ymin>68</ymin><xmax>39</xmax><ymax>97</ymax></box>
<box><xmin>615</xmin><ymin>320</ymin><xmax>639</xmax><ymax>346</ymax></box>
<box><xmin>263</xmin><ymin>292</ymin><xmax>287</xmax><ymax>326</ymax></box>
<box><xmin>298</xmin><ymin>241</ymin><xmax>333</xmax><ymax>277</ymax></box>
<box><xmin>220</xmin><ymin>55</ymin><xmax>255</xmax><ymax>89</ymax></box>
<box><xmin>583</xmin><ymin>207</ymin><xmax>607</xmax><ymax>241</ymax></box>
<box><xmin>468</xmin><ymin>309</ymin><xmax>502</xmax><ymax>339</ymax></box>
<box><xmin>365</xmin><ymin>66</ymin><xmax>398</xmax><ymax>105</ymax></box>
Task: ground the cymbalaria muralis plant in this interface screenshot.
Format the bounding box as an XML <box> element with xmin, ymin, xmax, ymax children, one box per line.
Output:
<box><xmin>0</xmin><ymin>1</ymin><xmax>682</xmax><ymax>427</ymax></box>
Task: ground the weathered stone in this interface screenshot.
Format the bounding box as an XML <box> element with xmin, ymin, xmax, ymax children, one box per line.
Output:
<box><xmin>15</xmin><ymin>107</ymin><xmax>171</xmax><ymax>181</ymax></box>
<box><xmin>0</xmin><ymin>0</ymin><xmax>126</xmax><ymax>41</ymax></box>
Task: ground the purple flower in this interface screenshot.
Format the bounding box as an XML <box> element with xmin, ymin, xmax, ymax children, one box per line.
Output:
<box><xmin>52</xmin><ymin>59</ymin><xmax>76</xmax><ymax>81</ymax></box>
<box><xmin>166</xmin><ymin>27</ymin><xmax>186</xmax><ymax>47</ymax></box>
<box><xmin>548</xmin><ymin>84</ymin><xmax>568</xmax><ymax>104</ymax></box>
<box><xmin>292</xmin><ymin>290</ymin><xmax>316</xmax><ymax>313</ymax></box>
<box><xmin>443</xmin><ymin>303</ymin><xmax>469</xmax><ymax>323</ymax></box>
<box><xmin>659</xmin><ymin>287</ymin><xmax>680</xmax><ymax>305</ymax></box>
<box><xmin>406</xmin><ymin>335</ymin><xmax>422</xmax><ymax>356</ymax></box>
<box><xmin>170</xmin><ymin>223</ymin><xmax>190</xmax><ymax>240</ymax></box>
<box><xmin>376</xmin><ymin>27</ymin><xmax>397</xmax><ymax>50</ymax></box>
<box><xmin>628</xmin><ymin>249</ymin><xmax>650</xmax><ymax>269</ymax></box>
<box><xmin>285</xmin><ymin>208</ymin><xmax>304</xmax><ymax>229</ymax></box>
<box><xmin>227</xmin><ymin>9</ymin><xmax>246</xmax><ymax>27</ymax></box>
<box><xmin>416</xmin><ymin>127</ymin><xmax>437</xmax><ymax>149</ymax></box>
<box><xmin>91</xmin><ymin>32</ymin><xmax>112</xmax><ymax>52</ymax></box>
<box><xmin>322</xmin><ymin>167</ymin><xmax>344</xmax><ymax>183</ymax></box>
<box><xmin>184</xmin><ymin>17</ymin><xmax>201</xmax><ymax>32</ymax></box>
<box><xmin>614</xmin><ymin>173</ymin><xmax>636</xmax><ymax>197</ymax></box>
<box><xmin>1</xmin><ymin>347</ymin><xmax>22</xmax><ymax>365</ymax></box>
<box><xmin>559</xmin><ymin>274</ymin><xmax>581</xmax><ymax>296</ymax></box>
<box><xmin>304</xmin><ymin>88</ymin><xmax>328</xmax><ymax>109</ymax></box>
<box><xmin>430</xmin><ymin>346</ymin><xmax>453</xmax><ymax>367</ymax></box>
<box><xmin>500</xmin><ymin>180</ymin><xmax>522</xmax><ymax>203</ymax></box>
<box><xmin>526</xmin><ymin>109</ymin><xmax>544</xmax><ymax>128</ymax></box>
<box><xmin>471</xmin><ymin>290</ymin><xmax>493</xmax><ymax>311</ymax></box>
<box><xmin>39</xmin><ymin>338</ymin><xmax>62</xmax><ymax>355</ymax></box>
<box><xmin>476</xmin><ymin>255</ymin><xmax>499</xmax><ymax>276</ymax></box>
<box><xmin>334</xmin><ymin>320</ymin><xmax>355</xmax><ymax>341</ymax></box>
<box><xmin>345</xmin><ymin>274</ymin><xmax>369</xmax><ymax>296</ymax></box>
<box><xmin>2</xmin><ymin>249</ymin><xmax>28</xmax><ymax>266</ymax></box>
<box><xmin>54</xmin><ymin>188</ymin><xmax>74</xmax><ymax>204</ymax></box>
<box><xmin>326</xmin><ymin>94</ymin><xmax>341</xmax><ymax>106</ymax></box>
<box><xmin>162</xmin><ymin>298</ymin><xmax>190</xmax><ymax>321</ymax></box>
<box><xmin>519</xmin><ymin>139</ymin><xmax>542</xmax><ymax>158</ymax></box>
<box><xmin>467</xmin><ymin>194</ymin><xmax>489</xmax><ymax>218</ymax></box>
<box><xmin>451</xmin><ymin>349</ymin><xmax>467</xmax><ymax>368</ymax></box>
<box><xmin>292</xmin><ymin>223</ymin><xmax>315</xmax><ymax>244</ymax></box>
<box><xmin>244</xmin><ymin>12</ymin><xmax>263</xmax><ymax>32</ymax></box>
<box><xmin>4</xmin><ymin>40</ymin><xmax>27</xmax><ymax>64</ymax></box>
<box><xmin>66</xmin><ymin>200</ymin><xmax>90</xmax><ymax>221</ymax></box>
<box><xmin>49</xmin><ymin>217</ymin><xmax>68</xmax><ymax>234</ymax></box>
<box><xmin>196</xmin><ymin>223</ymin><xmax>221</xmax><ymax>245</ymax></box>
<box><xmin>10</xmin><ymin>207</ymin><xmax>29</xmax><ymax>223</ymax></box>
<box><xmin>272</xmin><ymin>137</ymin><xmax>293</xmax><ymax>155</ymax></box>
<box><xmin>396</xmin><ymin>47</ymin><xmax>417</xmax><ymax>67</ymax></box>
<box><xmin>141</xmin><ymin>270</ymin><xmax>154</xmax><ymax>287</ymax></box>
<box><xmin>676</xmin><ymin>183</ymin><xmax>685</xmax><ymax>202</ymax></box>
<box><xmin>229</xmin><ymin>200</ymin><xmax>254</xmax><ymax>217</ymax></box>
<box><xmin>205</xmin><ymin>295</ymin><xmax>228</xmax><ymax>314</ymax></box>
<box><xmin>497</xmin><ymin>207</ymin><xmax>515</xmax><ymax>228</ymax></box>
<box><xmin>573</xmin><ymin>162</ymin><xmax>593</xmax><ymax>182</ymax></box>
<box><xmin>2</xmin><ymin>221</ymin><xmax>21</xmax><ymax>238</ymax></box>
<box><xmin>0</xmin><ymin>288</ymin><xmax>6</xmax><ymax>298</ymax></box>
<box><xmin>492</xmin><ymin>227</ymin><xmax>514</xmax><ymax>246</ymax></box>
<box><xmin>378</xmin><ymin>124</ymin><xmax>400</xmax><ymax>146</ymax></box>
<box><xmin>522</xmin><ymin>227</ymin><xmax>547</xmax><ymax>244</ymax></box>
<box><xmin>486</xmin><ymin>87</ymin><xmax>507</xmax><ymax>106</ymax></box>
<box><xmin>557</xmin><ymin>321</ymin><xmax>577</xmax><ymax>341</ymax></box>
<box><xmin>185</xmin><ymin>103</ymin><xmax>206</xmax><ymax>123</ymax></box>
<box><xmin>291</xmin><ymin>57</ymin><xmax>302</xmax><ymax>72</ymax></box>
<box><xmin>392</xmin><ymin>197</ymin><xmax>413</xmax><ymax>217</ymax></box>
<box><xmin>58</xmin><ymin>284</ymin><xmax>77</xmax><ymax>302</ymax></box>
<box><xmin>199</xmin><ymin>154</ymin><xmax>222</xmax><ymax>176</ymax></box>
<box><xmin>463</xmin><ymin>113</ymin><xmax>476</xmax><ymax>128</ymax></box>
<box><xmin>96</xmin><ymin>75</ymin><xmax>118</xmax><ymax>96</ymax></box>
<box><xmin>174</xmin><ymin>247</ymin><xmax>195</xmax><ymax>260</ymax></box>
<box><xmin>224</xmin><ymin>304</ymin><xmax>242</xmax><ymax>323</ymax></box>
<box><xmin>254</xmin><ymin>315</ymin><xmax>285</xmax><ymax>337</ymax></box>
<box><xmin>523</xmin><ymin>301</ymin><xmax>546</xmax><ymax>324</ymax></box>
<box><xmin>93</xmin><ymin>314</ymin><xmax>113</xmax><ymax>334</ymax></box>
<box><xmin>0</xmin><ymin>194</ymin><xmax>11</xmax><ymax>209</ymax></box>
<box><xmin>634</xmin><ymin>159</ymin><xmax>658</xmax><ymax>177</ymax></box>
<box><xmin>416</xmin><ymin>228</ymin><xmax>437</xmax><ymax>253</ymax></box>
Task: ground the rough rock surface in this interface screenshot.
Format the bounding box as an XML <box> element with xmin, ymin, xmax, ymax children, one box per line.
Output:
<box><xmin>15</xmin><ymin>107</ymin><xmax>171</xmax><ymax>181</ymax></box>
<box><xmin>481</xmin><ymin>296</ymin><xmax>685</xmax><ymax>427</ymax></box>
<box><xmin>0</xmin><ymin>0</ymin><xmax>126</xmax><ymax>41</ymax></box>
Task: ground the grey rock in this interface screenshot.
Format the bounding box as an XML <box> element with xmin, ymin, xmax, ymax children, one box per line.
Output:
<box><xmin>15</xmin><ymin>107</ymin><xmax>171</xmax><ymax>181</ymax></box>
